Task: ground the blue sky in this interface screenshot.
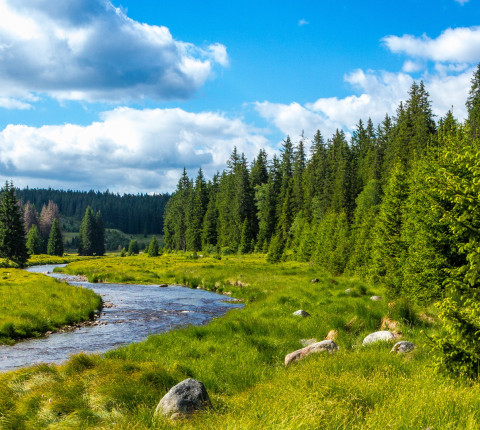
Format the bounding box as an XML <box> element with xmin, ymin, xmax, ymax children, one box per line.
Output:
<box><xmin>0</xmin><ymin>0</ymin><xmax>479</xmax><ymax>193</ymax></box>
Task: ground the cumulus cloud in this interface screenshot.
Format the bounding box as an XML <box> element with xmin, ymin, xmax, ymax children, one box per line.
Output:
<box><xmin>298</xmin><ymin>19</ymin><xmax>309</xmax><ymax>26</ymax></box>
<box><xmin>0</xmin><ymin>107</ymin><xmax>269</xmax><ymax>193</ymax></box>
<box><xmin>0</xmin><ymin>0</ymin><xmax>227</xmax><ymax>104</ymax></box>
<box><xmin>255</xmin><ymin>70</ymin><xmax>414</xmax><ymax>139</ymax></box>
<box><xmin>383</xmin><ymin>26</ymin><xmax>480</xmax><ymax>63</ymax></box>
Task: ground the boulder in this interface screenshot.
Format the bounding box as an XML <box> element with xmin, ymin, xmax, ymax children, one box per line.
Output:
<box><xmin>159</xmin><ymin>284</ymin><xmax>168</xmax><ymax>288</ymax></box>
<box><xmin>362</xmin><ymin>331</ymin><xmax>395</xmax><ymax>346</ymax></box>
<box><xmin>370</xmin><ymin>295</ymin><xmax>383</xmax><ymax>301</ymax></box>
<box><xmin>285</xmin><ymin>340</ymin><xmax>338</xmax><ymax>366</ymax></box>
<box><xmin>391</xmin><ymin>341</ymin><xmax>415</xmax><ymax>353</ymax></box>
<box><xmin>155</xmin><ymin>378</ymin><xmax>212</xmax><ymax>418</ymax></box>
<box><xmin>310</xmin><ymin>278</ymin><xmax>320</xmax><ymax>283</ymax></box>
<box><xmin>300</xmin><ymin>338</ymin><xmax>317</xmax><ymax>347</ymax></box>
<box><xmin>293</xmin><ymin>310</ymin><xmax>311</xmax><ymax>317</ymax></box>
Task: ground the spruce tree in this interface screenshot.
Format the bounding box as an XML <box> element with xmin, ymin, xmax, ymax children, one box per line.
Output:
<box><xmin>128</xmin><ymin>239</ymin><xmax>139</xmax><ymax>255</ymax></box>
<box><xmin>47</xmin><ymin>218</ymin><xmax>64</xmax><ymax>256</ymax></box>
<box><xmin>0</xmin><ymin>181</ymin><xmax>28</xmax><ymax>266</ymax></box>
<box><xmin>94</xmin><ymin>211</ymin><xmax>105</xmax><ymax>256</ymax></box>
<box><xmin>26</xmin><ymin>225</ymin><xmax>42</xmax><ymax>255</ymax></box>
<box><xmin>147</xmin><ymin>235</ymin><xmax>159</xmax><ymax>257</ymax></box>
<box><xmin>466</xmin><ymin>63</ymin><xmax>480</xmax><ymax>137</ymax></box>
<box><xmin>78</xmin><ymin>206</ymin><xmax>96</xmax><ymax>256</ymax></box>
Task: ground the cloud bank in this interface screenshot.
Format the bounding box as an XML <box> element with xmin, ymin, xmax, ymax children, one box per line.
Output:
<box><xmin>0</xmin><ymin>107</ymin><xmax>269</xmax><ymax>193</ymax></box>
<box><xmin>0</xmin><ymin>0</ymin><xmax>227</xmax><ymax>104</ymax></box>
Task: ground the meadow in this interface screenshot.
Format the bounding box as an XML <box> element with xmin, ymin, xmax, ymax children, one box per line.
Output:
<box><xmin>1</xmin><ymin>254</ymin><xmax>480</xmax><ymax>429</ymax></box>
<box><xmin>0</xmin><ymin>268</ymin><xmax>101</xmax><ymax>345</ymax></box>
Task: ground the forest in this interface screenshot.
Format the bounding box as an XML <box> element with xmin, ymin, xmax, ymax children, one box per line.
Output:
<box><xmin>163</xmin><ymin>65</ymin><xmax>480</xmax><ymax>377</ymax></box>
<box><xmin>17</xmin><ymin>188</ymin><xmax>170</xmax><ymax>235</ymax></box>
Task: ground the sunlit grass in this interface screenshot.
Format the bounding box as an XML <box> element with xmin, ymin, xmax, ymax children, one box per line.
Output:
<box><xmin>0</xmin><ymin>269</ymin><xmax>101</xmax><ymax>344</ymax></box>
<box><xmin>1</xmin><ymin>254</ymin><xmax>472</xmax><ymax>429</ymax></box>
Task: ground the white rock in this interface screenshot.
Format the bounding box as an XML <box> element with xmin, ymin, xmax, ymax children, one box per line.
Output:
<box><xmin>370</xmin><ymin>296</ymin><xmax>383</xmax><ymax>301</ymax></box>
<box><xmin>362</xmin><ymin>331</ymin><xmax>395</xmax><ymax>346</ymax></box>
<box><xmin>293</xmin><ymin>310</ymin><xmax>311</xmax><ymax>317</ymax></box>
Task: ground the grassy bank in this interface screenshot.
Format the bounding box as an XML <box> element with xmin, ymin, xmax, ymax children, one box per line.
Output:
<box><xmin>0</xmin><ymin>269</ymin><xmax>102</xmax><ymax>345</ymax></box>
<box><xmin>1</xmin><ymin>254</ymin><xmax>478</xmax><ymax>429</ymax></box>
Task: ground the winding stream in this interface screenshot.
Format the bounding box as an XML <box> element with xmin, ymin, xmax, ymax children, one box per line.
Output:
<box><xmin>0</xmin><ymin>264</ymin><xmax>242</xmax><ymax>372</ymax></box>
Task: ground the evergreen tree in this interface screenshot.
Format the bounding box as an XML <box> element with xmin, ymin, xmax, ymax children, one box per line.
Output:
<box><xmin>128</xmin><ymin>239</ymin><xmax>139</xmax><ymax>255</ymax></box>
<box><xmin>466</xmin><ymin>63</ymin><xmax>480</xmax><ymax>137</ymax></box>
<box><xmin>94</xmin><ymin>211</ymin><xmax>105</xmax><ymax>256</ymax></box>
<box><xmin>202</xmin><ymin>175</ymin><xmax>219</xmax><ymax>249</ymax></box>
<box><xmin>186</xmin><ymin>169</ymin><xmax>207</xmax><ymax>251</ymax></box>
<box><xmin>26</xmin><ymin>225</ymin><xmax>43</xmax><ymax>255</ymax></box>
<box><xmin>0</xmin><ymin>181</ymin><xmax>28</xmax><ymax>266</ymax></box>
<box><xmin>370</xmin><ymin>163</ymin><xmax>409</xmax><ymax>295</ymax></box>
<box><xmin>47</xmin><ymin>218</ymin><xmax>64</xmax><ymax>256</ymax></box>
<box><xmin>147</xmin><ymin>235</ymin><xmax>159</xmax><ymax>257</ymax></box>
<box><xmin>78</xmin><ymin>206</ymin><xmax>96</xmax><ymax>256</ymax></box>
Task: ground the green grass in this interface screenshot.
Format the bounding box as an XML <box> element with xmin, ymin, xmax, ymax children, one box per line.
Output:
<box><xmin>0</xmin><ymin>254</ymin><xmax>475</xmax><ymax>429</ymax></box>
<box><xmin>0</xmin><ymin>269</ymin><xmax>102</xmax><ymax>344</ymax></box>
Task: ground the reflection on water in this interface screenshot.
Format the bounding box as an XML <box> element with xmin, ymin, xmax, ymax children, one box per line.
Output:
<box><xmin>0</xmin><ymin>264</ymin><xmax>242</xmax><ymax>372</ymax></box>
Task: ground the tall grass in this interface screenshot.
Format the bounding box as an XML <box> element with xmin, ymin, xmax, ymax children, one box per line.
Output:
<box><xmin>1</xmin><ymin>254</ymin><xmax>476</xmax><ymax>429</ymax></box>
<box><xmin>0</xmin><ymin>269</ymin><xmax>101</xmax><ymax>344</ymax></box>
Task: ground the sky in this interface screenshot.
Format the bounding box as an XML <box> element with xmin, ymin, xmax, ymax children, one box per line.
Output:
<box><xmin>0</xmin><ymin>0</ymin><xmax>479</xmax><ymax>193</ymax></box>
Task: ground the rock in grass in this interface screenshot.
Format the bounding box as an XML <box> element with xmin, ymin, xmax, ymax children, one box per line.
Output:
<box><xmin>285</xmin><ymin>340</ymin><xmax>338</xmax><ymax>366</ymax></box>
<box><xmin>345</xmin><ymin>288</ymin><xmax>353</xmax><ymax>294</ymax></box>
<box><xmin>370</xmin><ymin>295</ymin><xmax>383</xmax><ymax>301</ymax></box>
<box><xmin>155</xmin><ymin>378</ymin><xmax>212</xmax><ymax>418</ymax></box>
<box><xmin>362</xmin><ymin>331</ymin><xmax>395</xmax><ymax>346</ymax></box>
<box><xmin>310</xmin><ymin>278</ymin><xmax>319</xmax><ymax>283</ymax></box>
<box><xmin>293</xmin><ymin>310</ymin><xmax>311</xmax><ymax>317</ymax></box>
<box><xmin>391</xmin><ymin>341</ymin><xmax>415</xmax><ymax>353</ymax></box>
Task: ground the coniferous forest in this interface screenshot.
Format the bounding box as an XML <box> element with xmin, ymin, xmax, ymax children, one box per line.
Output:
<box><xmin>16</xmin><ymin>188</ymin><xmax>170</xmax><ymax>235</ymax></box>
<box><xmin>163</xmin><ymin>65</ymin><xmax>480</xmax><ymax>376</ymax></box>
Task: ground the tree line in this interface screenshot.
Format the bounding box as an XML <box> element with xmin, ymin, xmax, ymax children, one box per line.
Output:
<box><xmin>16</xmin><ymin>188</ymin><xmax>170</xmax><ymax>235</ymax></box>
<box><xmin>164</xmin><ymin>65</ymin><xmax>480</xmax><ymax>378</ymax></box>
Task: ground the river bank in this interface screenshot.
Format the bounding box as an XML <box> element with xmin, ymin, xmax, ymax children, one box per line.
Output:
<box><xmin>0</xmin><ymin>264</ymin><xmax>241</xmax><ymax>371</ymax></box>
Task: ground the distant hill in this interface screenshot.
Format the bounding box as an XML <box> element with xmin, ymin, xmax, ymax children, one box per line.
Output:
<box><xmin>17</xmin><ymin>188</ymin><xmax>170</xmax><ymax>235</ymax></box>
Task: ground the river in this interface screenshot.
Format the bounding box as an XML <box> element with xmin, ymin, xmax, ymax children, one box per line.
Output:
<box><xmin>0</xmin><ymin>264</ymin><xmax>243</xmax><ymax>372</ymax></box>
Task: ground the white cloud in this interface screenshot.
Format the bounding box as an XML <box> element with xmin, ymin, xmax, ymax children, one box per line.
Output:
<box><xmin>455</xmin><ymin>0</ymin><xmax>469</xmax><ymax>5</ymax></box>
<box><xmin>0</xmin><ymin>0</ymin><xmax>228</xmax><ymax>104</ymax></box>
<box><xmin>255</xmin><ymin>70</ymin><xmax>414</xmax><ymax>139</ymax></box>
<box><xmin>255</xmin><ymin>65</ymin><xmax>474</xmax><ymax>140</ymax></box>
<box><xmin>298</xmin><ymin>19</ymin><xmax>309</xmax><ymax>26</ymax></box>
<box><xmin>0</xmin><ymin>107</ymin><xmax>269</xmax><ymax>193</ymax></box>
<box><xmin>383</xmin><ymin>26</ymin><xmax>480</xmax><ymax>63</ymax></box>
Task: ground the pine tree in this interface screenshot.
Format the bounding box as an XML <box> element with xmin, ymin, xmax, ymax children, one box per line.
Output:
<box><xmin>78</xmin><ymin>206</ymin><xmax>96</xmax><ymax>256</ymax></box>
<box><xmin>147</xmin><ymin>235</ymin><xmax>159</xmax><ymax>257</ymax></box>
<box><xmin>0</xmin><ymin>181</ymin><xmax>28</xmax><ymax>266</ymax></box>
<box><xmin>370</xmin><ymin>163</ymin><xmax>409</xmax><ymax>295</ymax></box>
<box><xmin>186</xmin><ymin>169</ymin><xmax>207</xmax><ymax>251</ymax></box>
<box><xmin>466</xmin><ymin>63</ymin><xmax>480</xmax><ymax>137</ymax></box>
<box><xmin>128</xmin><ymin>239</ymin><xmax>139</xmax><ymax>255</ymax></box>
<box><xmin>94</xmin><ymin>211</ymin><xmax>105</xmax><ymax>256</ymax></box>
<box><xmin>26</xmin><ymin>225</ymin><xmax>42</xmax><ymax>255</ymax></box>
<box><xmin>47</xmin><ymin>218</ymin><xmax>64</xmax><ymax>256</ymax></box>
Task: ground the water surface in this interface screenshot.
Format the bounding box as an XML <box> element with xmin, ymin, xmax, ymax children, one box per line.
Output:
<box><xmin>0</xmin><ymin>264</ymin><xmax>242</xmax><ymax>371</ymax></box>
